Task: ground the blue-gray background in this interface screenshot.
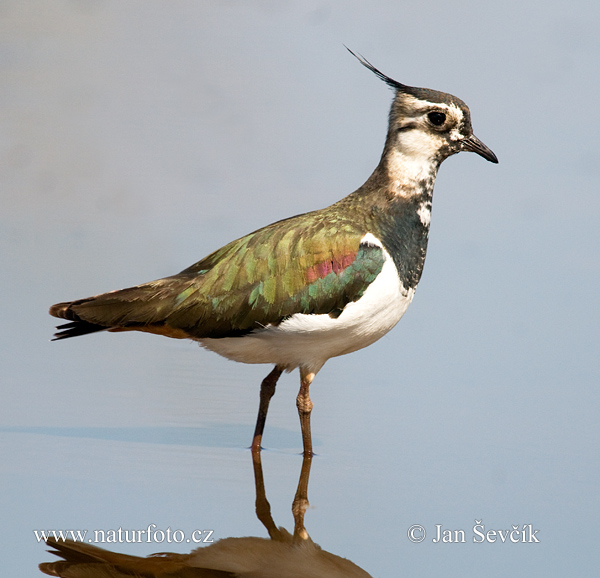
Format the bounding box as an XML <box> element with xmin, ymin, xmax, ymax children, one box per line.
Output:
<box><xmin>1</xmin><ymin>1</ymin><xmax>598</xmax><ymax>576</ymax></box>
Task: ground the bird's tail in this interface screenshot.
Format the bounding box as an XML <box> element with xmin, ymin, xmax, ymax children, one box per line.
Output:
<box><xmin>39</xmin><ymin>537</ymin><xmax>191</xmax><ymax>577</ymax></box>
<box><xmin>49</xmin><ymin>276</ymin><xmax>195</xmax><ymax>341</ymax></box>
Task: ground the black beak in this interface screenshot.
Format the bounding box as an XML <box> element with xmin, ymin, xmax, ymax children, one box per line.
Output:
<box><xmin>461</xmin><ymin>134</ymin><xmax>498</xmax><ymax>164</ymax></box>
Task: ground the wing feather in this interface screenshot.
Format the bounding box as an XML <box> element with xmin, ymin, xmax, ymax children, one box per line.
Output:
<box><xmin>167</xmin><ymin>215</ymin><xmax>384</xmax><ymax>337</ymax></box>
<box><xmin>50</xmin><ymin>210</ymin><xmax>386</xmax><ymax>340</ymax></box>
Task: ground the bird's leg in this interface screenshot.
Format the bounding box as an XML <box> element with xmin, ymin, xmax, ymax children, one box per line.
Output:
<box><xmin>292</xmin><ymin>451</ymin><xmax>313</xmax><ymax>542</ymax></box>
<box><xmin>296</xmin><ymin>369</ymin><xmax>315</xmax><ymax>456</ymax></box>
<box><xmin>251</xmin><ymin>365</ymin><xmax>283</xmax><ymax>453</ymax></box>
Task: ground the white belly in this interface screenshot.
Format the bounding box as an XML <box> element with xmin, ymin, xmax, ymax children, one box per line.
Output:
<box><xmin>199</xmin><ymin>241</ymin><xmax>415</xmax><ymax>375</ymax></box>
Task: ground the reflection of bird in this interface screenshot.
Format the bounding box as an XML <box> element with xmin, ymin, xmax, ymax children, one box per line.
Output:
<box><xmin>40</xmin><ymin>537</ymin><xmax>371</xmax><ymax>578</ymax></box>
<box><xmin>40</xmin><ymin>453</ymin><xmax>373</xmax><ymax>577</ymax></box>
<box><xmin>49</xmin><ymin>50</ymin><xmax>497</xmax><ymax>455</ymax></box>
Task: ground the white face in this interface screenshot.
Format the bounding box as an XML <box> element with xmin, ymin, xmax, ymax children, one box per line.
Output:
<box><xmin>385</xmin><ymin>95</ymin><xmax>469</xmax><ymax>191</ymax></box>
<box><xmin>394</xmin><ymin>96</ymin><xmax>467</xmax><ymax>157</ymax></box>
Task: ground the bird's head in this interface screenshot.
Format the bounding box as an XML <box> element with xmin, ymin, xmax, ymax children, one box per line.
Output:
<box><xmin>348</xmin><ymin>49</ymin><xmax>498</xmax><ymax>168</ymax></box>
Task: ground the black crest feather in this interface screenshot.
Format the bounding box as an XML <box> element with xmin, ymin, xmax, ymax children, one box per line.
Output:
<box><xmin>345</xmin><ymin>46</ymin><xmax>408</xmax><ymax>92</ymax></box>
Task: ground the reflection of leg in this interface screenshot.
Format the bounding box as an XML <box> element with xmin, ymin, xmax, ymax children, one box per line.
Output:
<box><xmin>292</xmin><ymin>452</ymin><xmax>313</xmax><ymax>542</ymax></box>
<box><xmin>296</xmin><ymin>369</ymin><xmax>315</xmax><ymax>456</ymax></box>
<box><xmin>251</xmin><ymin>450</ymin><xmax>284</xmax><ymax>540</ymax></box>
<box><xmin>251</xmin><ymin>365</ymin><xmax>283</xmax><ymax>453</ymax></box>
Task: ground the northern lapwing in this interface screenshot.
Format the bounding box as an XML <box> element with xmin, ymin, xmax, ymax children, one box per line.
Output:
<box><xmin>50</xmin><ymin>51</ymin><xmax>497</xmax><ymax>455</ymax></box>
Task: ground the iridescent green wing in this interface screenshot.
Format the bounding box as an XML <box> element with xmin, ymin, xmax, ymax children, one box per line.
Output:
<box><xmin>165</xmin><ymin>212</ymin><xmax>385</xmax><ymax>338</ymax></box>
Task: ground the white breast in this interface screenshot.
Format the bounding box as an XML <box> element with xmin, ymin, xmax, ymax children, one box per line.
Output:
<box><xmin>199</xmin><ymin>234</ymin><xmax>414</xmax><ymax>374</ymax></box>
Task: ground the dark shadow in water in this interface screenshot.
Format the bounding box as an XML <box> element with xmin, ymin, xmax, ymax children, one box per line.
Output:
<box><xmin>39</xmin><ymin>452</ymin><xmax>372</xmax><ymax>577</ymax></box>
<box><xmin>1</xmin><ymin>425</ymin><xmax>302</xmax><ymax>450</ymax></box>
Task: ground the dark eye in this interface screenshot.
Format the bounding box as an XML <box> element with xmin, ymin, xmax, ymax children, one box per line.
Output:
<box><xmin>428</xmin><ymin>111</ymin><xmax>446</xmax><ymax>126</ymax></box>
